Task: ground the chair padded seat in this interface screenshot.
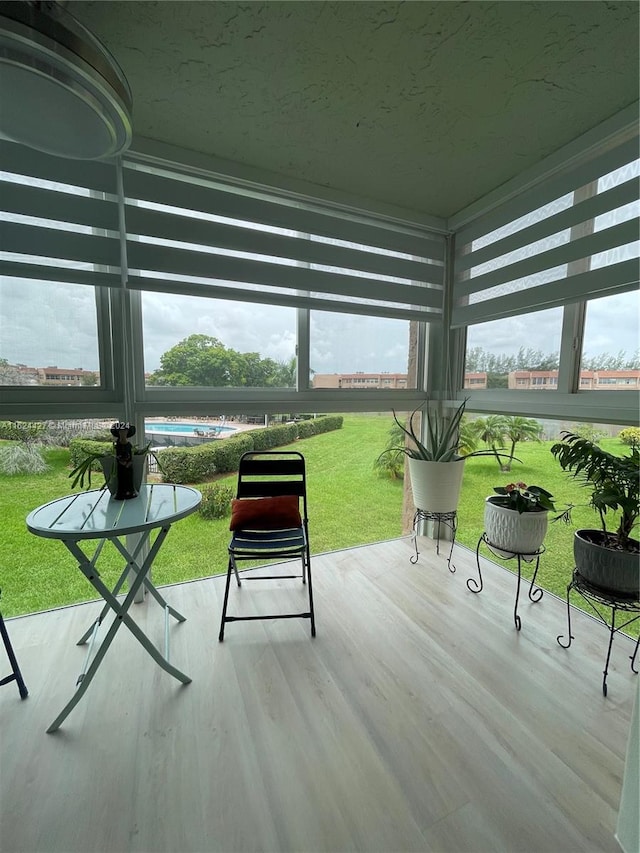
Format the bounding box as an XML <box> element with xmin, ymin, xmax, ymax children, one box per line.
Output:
<box><xmin>230</xmin><ymin>527</ymin><xmax>306</xmax><ymax>554</ymax></box>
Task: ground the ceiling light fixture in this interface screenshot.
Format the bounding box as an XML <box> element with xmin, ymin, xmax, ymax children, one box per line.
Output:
<box><xmin>0</xmin><ymin>0</ymin><xmax>132</xmax><ymax>159</ymax></box>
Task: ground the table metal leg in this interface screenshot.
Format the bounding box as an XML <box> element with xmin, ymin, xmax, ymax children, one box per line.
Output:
<box><xmin>48</xmin><ymin>528</ymin><xmax>191</xmax><ymax>733</ymax></box>
<box><xmin>111</xmin><ymin>537</ymin><xmax>186</xmax><ymax>622</ymax></box>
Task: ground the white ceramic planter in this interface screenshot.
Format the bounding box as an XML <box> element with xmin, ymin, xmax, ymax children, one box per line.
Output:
<box><xmin>408</xmin><ymin>457</ymin><xmax>465</xmax><ymax>514</ymax></box>
<box><xmin>484</xmin><ymin>496</ymin><xmax>549</xmax><ymax>558</ymax></box>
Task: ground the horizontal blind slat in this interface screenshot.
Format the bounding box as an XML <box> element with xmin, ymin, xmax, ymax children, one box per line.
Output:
<box><xmin>0</xmin><ymin>221</ymin><xmax>121</xmax><ymax>268</ymax></box>
<box><xmin>0</xmin><ymin>262</ymin><xmax>120</xmax><ymax>288</ymax></box>
<box><xmin>127</xmin><ymin>242</ymin><xmax>443</xmax><ymax>309</ymax></box>
<box><xmin>1</xmin><ymin>181</ymin><xmax>119</xmax><ymax>231</ymax></box>
<box><xmin>125</xmin><ymin>204</ymin><xmax>442</xmax><ymax>284</ymax></box>
<box><xmin>455</xmin><ymin>177</ymin><xmax>639</xmax><ymax>273</ymax></box>
<box><xmin>452</xmin><ymin>259</ymin><xmax>638</xmax><ymax>326</ymax></box>
<box><xmin>123</xmin><ymin>165</ymin><xmax>444</xmax><ymax>260</ymax></box>
<box><xmin>457</xmin><ymin>218</ymin><xmax>638</xmax><ymax>298</ymax></box>
<box><xmin>130</xmin><ymin>274</ymin><xmax>439</xmax><ymax>321</ymax></box>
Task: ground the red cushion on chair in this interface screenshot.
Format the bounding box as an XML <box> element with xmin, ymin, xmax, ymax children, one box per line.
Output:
<box><xmin>230</xmin><ymin>496</ymin><xmax>302</xmax><ymax>531</ymax></box>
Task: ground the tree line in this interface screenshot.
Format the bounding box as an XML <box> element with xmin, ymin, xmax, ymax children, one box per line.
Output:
<box><xmin>466</xmin><ymin>346</ymin><xmax>640</xmax><ymax>373</ymax></box>
<box><xmin>465</xmin><ymin>347</ymin><xmax>639</xmax><ymax>388</ymax></box>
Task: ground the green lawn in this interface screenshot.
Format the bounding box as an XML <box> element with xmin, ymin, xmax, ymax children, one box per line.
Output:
<box><xmin>1</xmin><ymin>417</ymin><xmax>637</xmax><ymax>642</ymax></box>
<box><xmin>457</xmin><ymin>439</ymin><xmax>639</xmax><ymax>637</ymax></box>
<box><xmin>0</xmin><ymin>415</ymin><xmax>403</xmax><ymax>617</ymax></box>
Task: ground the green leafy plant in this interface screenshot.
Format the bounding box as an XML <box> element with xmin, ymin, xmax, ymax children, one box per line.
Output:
<box><xmin>550</xmin><ymin>431</ymin><xmax>640</xmax><ymax>549</ymax></box>
<box><xmin>199</xmin><ymin>480</ymin><xmax>235</xmax><ymax>520</ymax></box>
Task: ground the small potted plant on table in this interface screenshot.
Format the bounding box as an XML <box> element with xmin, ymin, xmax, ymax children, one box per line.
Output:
<box><xmin>69</xmin><ymin>422</ymin><xmax>164</xmax><ymax>500</ymax></box>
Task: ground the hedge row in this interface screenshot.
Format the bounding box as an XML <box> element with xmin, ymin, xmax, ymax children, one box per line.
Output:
<box><xmin>68</xmin><ymin>415</ymin><xmax>343</xmax><ymax>487</ymax></box>
<box><xmin>68</xmin><ymin>438</ymin><xmax>113</xmax><ymax>468</ymax></box>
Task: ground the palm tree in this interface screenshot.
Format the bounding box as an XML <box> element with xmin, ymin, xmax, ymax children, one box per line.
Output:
<box><xmin>457</xmin><ymin>416</ymin><xmax>483</xmax><ymax>456</ymax></box>
<box><xmin>502</xmin><ymin>416</ymin><xmax>543</xmax><ymax>471</ymax></box>
<box><xmin>475</xmin><ymin>415</ymin><xmax>509</xmax><ymax>471</ymax></box>
<box><xmin>374</xmin><ymin>419</ymin><xmax>406</xmax><ymax>480</ymax></box>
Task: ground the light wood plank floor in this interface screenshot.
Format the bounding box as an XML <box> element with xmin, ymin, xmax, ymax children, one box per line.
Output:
<box><xmin>0</xmin><ymin>538</ymin><xmax>637</xmax><ymax>853</ymax></box>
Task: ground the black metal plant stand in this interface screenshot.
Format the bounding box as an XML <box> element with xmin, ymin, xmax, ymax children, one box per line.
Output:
<box><xmin>0</xmin><ymin>590</ymin><xmax>28</xmax><ymax>699</ymax></box>
<box><xmin>468</xmin><ymin>533</ymin><xmax>544</xmax><ymax>631</ymax></box>
<box><xmin>557</xmin><ymin>570</ymin><xmax>640</xmax><ymax>696</ymax></box>
<box><xmin>410</xmin><ymin>509</ymin><xmax>457</xmax><ymax>573</ymax></box>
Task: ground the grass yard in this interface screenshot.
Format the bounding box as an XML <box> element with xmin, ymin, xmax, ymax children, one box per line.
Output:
<box><xmin>457</xmin><ymin>440</ymin><xmax>639</xmax><ymax>638</ymax></box>
<box><xmin>0</xmin><ymin>415</ymin><xmax>403</xmax><ymax>617</ymax></box>
<box><xmin>1</xmin><ymin>415</ymin><xmax>637</xmax><ymax>641</ymax></box>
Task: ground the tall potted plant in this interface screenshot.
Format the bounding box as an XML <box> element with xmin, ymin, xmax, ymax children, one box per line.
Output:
<box><xmin>380</xmin><ymin>399</ymin><xmax>508</xmax><ymax>514</ymax></box>
<box><xmin>550</xmin><ymin>431</ymin><xmax>639</xmax><ymax>595</ymax></box>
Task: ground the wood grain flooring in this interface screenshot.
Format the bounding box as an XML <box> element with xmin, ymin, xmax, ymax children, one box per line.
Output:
<box><xmin>0</xmin><ymin>537</ymin><xmax>637</xmax><ymax>853</ymax></box>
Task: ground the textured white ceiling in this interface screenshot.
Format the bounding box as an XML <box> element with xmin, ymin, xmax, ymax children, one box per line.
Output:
<box><xmin>70</xmin><ymin>0</ymin><xmax>639</xmax><ymax>220</ymax></box>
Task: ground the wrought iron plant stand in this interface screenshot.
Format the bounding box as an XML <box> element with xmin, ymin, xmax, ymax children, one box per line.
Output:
<box><xmin>468</xmin><ymin>533</ymin><xmax>544</xmax><ymax>631</ymax></box>
<box><xmin>557</xmin><ymin>569</ymin><xmax>640</xmax><ymax>696</ymax></box>
<box><xmin>410</xmin><ymin>509</ymin><xmax>457</xmax><ymax>573</ymax></box>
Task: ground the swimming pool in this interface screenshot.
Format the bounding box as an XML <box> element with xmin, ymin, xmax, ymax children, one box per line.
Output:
<box><xmin>145</xmin><ymin>422</ymin><xmax>236</xmax><ymax>435</ymax></box>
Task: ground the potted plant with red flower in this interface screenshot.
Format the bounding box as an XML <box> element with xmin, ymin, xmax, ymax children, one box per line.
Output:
<box><xmin>484</xmin><ymin>481</ymin><xmax>569</xmax><ymax>558</ymax></box>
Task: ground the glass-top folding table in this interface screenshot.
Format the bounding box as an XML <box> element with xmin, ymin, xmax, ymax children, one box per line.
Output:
<box><xmin>26</xmin><ymin>483</ymin><xmax>201</xmax><ymax>733</ymax></box>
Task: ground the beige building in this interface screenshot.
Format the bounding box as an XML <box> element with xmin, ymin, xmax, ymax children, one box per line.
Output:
<box><xmin>312</xmin><ymin>372</ymin><xmax>408</xmax><ymax>389</ymax></box>
<box><xmin>509</xmin><ymin>369</ymin><xmax>640</xmax><ymax>390</ymax></box>
<box><xmin>11</xmin><ymin>364</ymin><xmax>98</xmax><ymax>386</ymax></box>
<box><xmin>464</xmin><ymin>372</ymin><xmax>488</xmax><ymax>389</ymax></box>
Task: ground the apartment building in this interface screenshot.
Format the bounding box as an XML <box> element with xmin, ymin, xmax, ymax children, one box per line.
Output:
<box><xmin>312</xmin><ymin>372</ymin><xmax>408</xmax><ymax>389</ymax></box>
<box><xmin>510</xmin><ymin>370</ymin><xmax>640</xmax><ymax>390</ymax></box>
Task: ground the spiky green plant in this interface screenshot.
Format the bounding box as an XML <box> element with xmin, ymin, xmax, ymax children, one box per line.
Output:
<box><xmin>380</xmin><ymin>399</ymin><xmax>511</xmax><ymax>463</ymax></box>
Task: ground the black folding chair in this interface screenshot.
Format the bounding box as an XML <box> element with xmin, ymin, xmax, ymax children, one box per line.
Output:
<box><xmin>0</xmin><ymin>589</ymin><xmax>28</xmax><ymax>699</ymax></box>
<box><xmin>218</xmin><ymin>451</ymin><xmax>316</xmax><ymax>640</ymax></box>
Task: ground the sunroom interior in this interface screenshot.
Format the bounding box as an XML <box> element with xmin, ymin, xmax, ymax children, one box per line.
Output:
<box><xmin>1</xmin><ymin>2</ymin><xmax>639</xmax><ymax>852</ymax></box>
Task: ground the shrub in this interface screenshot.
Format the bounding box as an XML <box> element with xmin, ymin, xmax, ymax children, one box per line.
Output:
<box><xmin>0</xmin><ymin>444</ymin><xmax>49</xmax><ymax>475</ymax></box>
<box><xmin>199</xmin><ymin>480</ymin><xmax>235</xmax><ymax>520</ymax></box>
<box><xmin>0</xmin><ymin>420</ymin><xmax>47</xmax><ymax>443</ymax></box>
<box><xmin>209</xmin><ymin>434</ymin><xmax>255</xmax><ymax>472</ymax></box>
<box><xmin>157</xmin><ymin>433</ymin><xmax>255</xmax><ymax>483</ymax></box>
<box><xmin>571</xmin><ymin>423</ymin><xmax>607</xmax><ymax>445</ymax></box>
<box><xmin>618</xmin><ymin>426</ymin><xmax>640</xmax><ymax>447</ymax></box>
<box><xmin>157</xmin><ymin>444</ymin><xmax>219</xmax><ymax>484</ymax></box>
<box><xmin>310</xmin><ymin>415</ymin><xmax>344</xmax><ymax>434</ymax></box>
<box><xmin>68</xmin><ymin>438</ymin><xmax>113</xmax><ymax>469</ymax></box>
<box><xmin>251</xmin><ymin>423</ymin><xmax>298</xmax><ymax>450</ymax></box>
<box><xmin>296</xmin><ymin>420</ymin><xmax>317</xmax><ymax>439</ymax></box>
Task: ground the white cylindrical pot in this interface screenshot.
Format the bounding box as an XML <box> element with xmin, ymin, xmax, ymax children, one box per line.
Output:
<box><xmin>484</xmin><ymin>496</ymin><xmax>548</xmax><ymax>558</ymax></box>
<box><xmin>408</xmin><ymin>457</ymin><xmax>465</xmax><ymax>514</ymax></box>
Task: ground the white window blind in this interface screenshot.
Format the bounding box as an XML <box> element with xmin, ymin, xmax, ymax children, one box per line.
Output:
<box><xmin>122</xmin><ymin>159</ymin><xmax>445</xmax><ymax>321</ymax></box>
<box><xmin>452</xmin><ymin>133</ymin><xmax>640</xmax><ymax>327</ymax></box>
<box><xmin>0</xmin><ymin>141</ymin><xmax>121</xmax><ymax>289</ymax></box>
